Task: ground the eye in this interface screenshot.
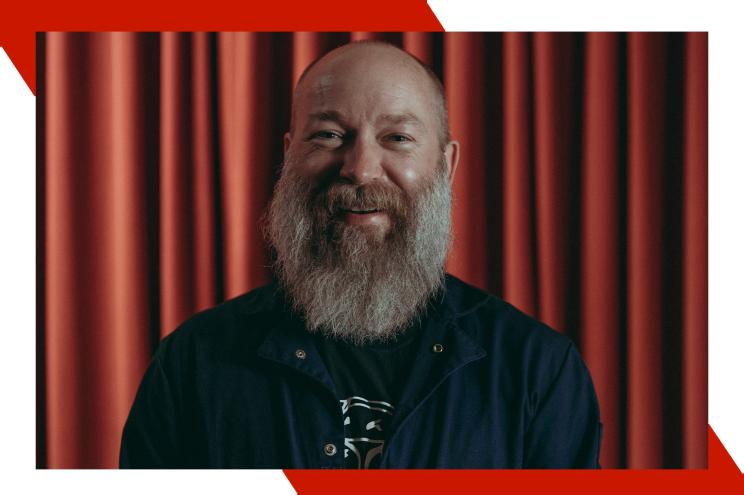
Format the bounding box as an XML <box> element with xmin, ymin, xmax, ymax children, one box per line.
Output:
<box><xmin>310</xmin><ymin>130</ymin><xmax>344</xmax><ymax>140</ymax></box>
<box><xmin>307</xmin><ymin>130</ymin><xmax>347</xmax><ymax>150</ymax></box>
<box><xmin>384</xmin><ymin>133</ymin><xmax>413</xmax><ymax>143</ymax></box>
<box><xmin>307</xmin><ymin>129</ymin><xmax>346</xmax><ymax>149</ymax></box>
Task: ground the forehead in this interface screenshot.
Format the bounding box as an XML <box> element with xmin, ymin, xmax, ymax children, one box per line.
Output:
<box><xmin>293</xmin><ymin>47</ymin><xmax>438</xmax><ymax>130</ymax></box>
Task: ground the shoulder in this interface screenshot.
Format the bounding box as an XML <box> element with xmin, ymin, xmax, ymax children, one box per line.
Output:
<box><xmin>444</xmin><ymin>274</ymin><xmax>570</xmax><ymax>345</ymax></box>
<box><xmin>443</xmin><ymin>274</ymin><xmax>576</xmax><ymax>381</ymax></box>
<box><xmin>155</xmin><ymin>283</ymin><xmax>283</xmax><ymax>364</ymax></box>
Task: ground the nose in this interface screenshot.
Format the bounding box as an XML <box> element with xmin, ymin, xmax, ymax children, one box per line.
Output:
<box><xmin>338</xmin><ymin>134</ymin><xmax>385</xmax><ymax>185</ymax></box>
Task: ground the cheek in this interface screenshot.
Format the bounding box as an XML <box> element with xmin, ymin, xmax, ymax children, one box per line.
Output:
<box><xmin>286</xmin><ymin>147</ymin><xmax>340</xmax><ymax>185</ymax></box>
<box><xmin>385</xmin><ymin>154</ymin><xmax>439</xmax><ymax>195</ymax></box>
<box><xmin>398</xmin><ymin>167</ymin><xmax>422</xmax><ymax>185</ymax></box>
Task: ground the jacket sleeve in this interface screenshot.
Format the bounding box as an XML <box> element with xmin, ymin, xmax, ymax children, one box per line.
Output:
<box><xmin>523</xmin><ymin>342</ymin><xmax>603</xmax><ymax>468</ymax></box>
<box><xmin>119</xmin><ymin>353</ymin><xmax>183</xmax><ymax>468</ymax></box>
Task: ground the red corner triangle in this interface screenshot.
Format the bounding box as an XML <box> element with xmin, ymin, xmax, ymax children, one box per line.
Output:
<box><xmin>0</xmin><ymin>31</ymin><xmax>35</xmax><ymax>95</ymax></box>
<box><xmin>708</xmin><ymin>425</ymin><xmax>743</xmax><ymax>475</ymax></box>
<box><xmin>0</xmin><ymin>31</ymin><xmax>36</xmax><ymax>95</ymax></box>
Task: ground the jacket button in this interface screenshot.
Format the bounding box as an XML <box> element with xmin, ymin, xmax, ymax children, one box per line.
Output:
<box><xmin>432</xmin><ymin>343</ymin><xmax>444</xmax><ymax>353</ymax></box>
<box><xmin>323</xmin><ymin>443</ymin><xmax>337</xmax><ymax>456</ymax></box>
<box><xmin>295</xmin><ymin>349</ymin><xmax>307</xmax><ymax>359</ymax></box>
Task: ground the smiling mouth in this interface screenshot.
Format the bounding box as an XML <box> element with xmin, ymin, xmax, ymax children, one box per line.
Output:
<box><xmin>342</xmin><ymin>208</ymin><xmax>383</xmax><ymax>214</ymax></box>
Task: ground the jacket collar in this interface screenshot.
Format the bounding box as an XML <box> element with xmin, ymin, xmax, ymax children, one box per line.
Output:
<box><xmin>252</xmin><ymin>275</ymin><xmax>490</xmax><ymax>396</ymax></box>
<box><xmin>251</xmin><ymin>287</ymin><xmax>338</xmax><ymax>394</ymax></box>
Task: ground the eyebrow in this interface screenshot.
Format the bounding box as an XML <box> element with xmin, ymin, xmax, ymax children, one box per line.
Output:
<box><xmin>375</xmin><ymin>112</ymin><xmax>425</xmax><ymax>129</ymax></box>
<box><xmin>307</xmin><ymin>110</ymin><xmax>347</xmax><ymax>126</ymax></box>
<box><xmin>306</xmin><ymin>110</ymin><xmax>425</xmax><ymax>129</ymax></box>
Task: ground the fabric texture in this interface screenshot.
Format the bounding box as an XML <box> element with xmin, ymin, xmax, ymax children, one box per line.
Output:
<box><xmin>119</xmin><ymin>275</ymin><xmax>602</xmax><ymax>468</ymax></box>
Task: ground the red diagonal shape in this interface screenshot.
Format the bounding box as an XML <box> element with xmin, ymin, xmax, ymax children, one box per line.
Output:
<box><xmin>0</xmin><ymin>30</ymin><xmax>35</xmax><ymax>94</ymax></box>
<box><xmin>0</xmin><ymin>0</ymin><xmax>443</xmax><ymax>96</ymax></box>
<box><xmin>709</xmin><ymin>425</ymin><xmax>743</xmax><ymax>475</ymax></box>
<box><xmin>284</xmin><ymin>426</ymin><xmax>743</xmax><ymax>495</ymax></box>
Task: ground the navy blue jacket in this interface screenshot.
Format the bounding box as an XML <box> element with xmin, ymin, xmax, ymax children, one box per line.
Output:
<box><xmin>120</xmin><ymin>275</ymin><xmax>602</xmax><ymax>468</ymax></box>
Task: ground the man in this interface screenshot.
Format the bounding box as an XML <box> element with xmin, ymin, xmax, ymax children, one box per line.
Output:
<box><xmin>120</xmin><ymin>41</ymin><xmax>602</xmax><ymax>469</ymax></box>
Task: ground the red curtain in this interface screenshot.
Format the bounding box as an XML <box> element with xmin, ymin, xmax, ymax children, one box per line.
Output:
<box><xmin>38</xmin><ymin>32</ymin><xmax>707</xmax><ymax>469</ymax></box>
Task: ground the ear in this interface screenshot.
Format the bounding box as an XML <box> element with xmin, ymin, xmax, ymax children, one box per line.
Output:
<box><xmin>443</xmin><ymin>140</ymin><xmax>460</xmax><ymax>184</ymax></box>
<box><xmin>283</xmin><ymin>132</ymin><xmax>292</xmax><ymax>155</ymax></box>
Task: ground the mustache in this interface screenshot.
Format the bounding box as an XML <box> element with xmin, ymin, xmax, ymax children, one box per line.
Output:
<box><xmin>314</xmin><ymin>181</ymin><xmax>408</xmax><ymax>217</ymax></box>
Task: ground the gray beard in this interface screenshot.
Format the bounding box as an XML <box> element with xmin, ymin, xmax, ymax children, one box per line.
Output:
<box><xmin>265</xmin><ymin>160</ymin><xmax>452</xmax><ymax>345</ymax></box>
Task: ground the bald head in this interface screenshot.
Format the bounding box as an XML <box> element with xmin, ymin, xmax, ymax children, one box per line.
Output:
<box><xmin>290</xmin><ymin>41</ymin><xmax>450</xmax><ymax>150</ymax></box>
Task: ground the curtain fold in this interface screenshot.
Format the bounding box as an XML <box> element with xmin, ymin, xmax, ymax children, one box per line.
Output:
<box><xmin>580</xmin><ymin>32</ymin><xmax>623</xmax><ymax>469</ymax></box>
<box><xmin>502</xmin><ymin>32</ymin><xmax>538</xmax><ymax>317</ymax></box>
<box><xmin>446</xmin><ymin>32</ymin><xmax>489</xmax><ymax>290</ymax></box>
<box><xmin>626</xmin><ymin>32</ymin><xmax>668</xmax><ymax>468</ymax></box>
<box><xmin>682</xmin><ymin>32</ymin><xmax>708</xmax><ymax>469</ymax></box>
<box><xmin>39</xmin><ymin>32</ymin><xmax>708</xmax><ymax>469</ymax></box>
